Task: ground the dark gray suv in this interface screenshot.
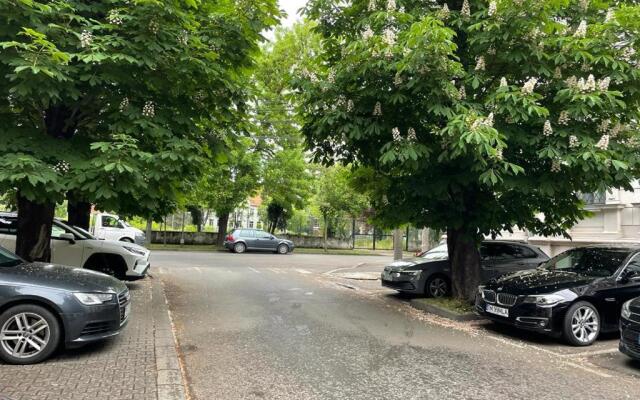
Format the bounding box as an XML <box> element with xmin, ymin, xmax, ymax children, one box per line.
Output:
<box><xmin>0</xmin><ymin>246</ymin><xmax>130</xmax><ymax>364</ymax></box>
<box><xmin>382</xmin><ymin>241</ymin><xmax>549</xmax><ymax>298</ymax></box>
<box><xmin>224</xmin><ymin>229</ymin><xmax>295</xmax><ymax>254</ymax></box>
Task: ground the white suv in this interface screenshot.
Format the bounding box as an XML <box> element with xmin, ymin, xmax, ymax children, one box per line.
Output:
<box><xmin>0</xmin><ymin>213</ymin><xmax>150</xmax><ymax>280</ymax></box>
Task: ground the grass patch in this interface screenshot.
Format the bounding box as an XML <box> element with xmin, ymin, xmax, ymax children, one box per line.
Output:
<box><xmin>422</xmin><ymin>297</ymin><xmax>475</xmax><ymax>314</ymax></box>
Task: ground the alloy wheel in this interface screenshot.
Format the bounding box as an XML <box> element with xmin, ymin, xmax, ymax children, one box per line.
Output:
<box><xmin>570</xmin><ymin>306</ymin><xmax>599</xmax><ymax>344</ymax></box>
<box><xmin>0</xmin><ymin>312</ymin><xmax>50</xmax><ymax>359</ymax></box>
<box><xmin>428</xmin><ymin>278</ymin><xmax>448</xmax><ymax>298</ymax></box>
<box><xmin>278</xmin><ymin>245</ymin><xmax>288</xmax><ymax>254</ymax></box>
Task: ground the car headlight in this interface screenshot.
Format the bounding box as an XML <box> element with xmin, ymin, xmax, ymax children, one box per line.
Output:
<box><xmin>123</xmin><ymin>245</ymin><xmax>146</xmax><ymax>256</ymax></box>
<box><xmin>523</xmin><ymin>294</ymin><xmax>565</xmax><ymax>306</ymax></box>
<box><xmin>478</xmin><ymin>285</ymin><xmax>486</xmax><ymax>296</ymax></box>
<box><xmin>399</xmin><ymin>270</ymin><xmax>421</xmax><ymax>276</ymax></box>
<box><xmin>621</xmin><ymin>300</ymin><xmax>633</xmax><ymax>320</ymax></box>
<box><xmin>74</xmin><ymin>292</ymin><xmax>114</xmax><ymax>305</ymax></box>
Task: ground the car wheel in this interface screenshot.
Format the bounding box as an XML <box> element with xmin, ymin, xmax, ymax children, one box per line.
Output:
<box><xmin>277</xmin><ymin>244</ymin><xmax>289</xmax><ymax>255</ymax></box>
<box><xmin>425</xmin><ymin>275</ymin><xmax>450</xmax><ymax>298</ymax></box>
<box><xmin>0</xmin><ymin>304</ymin><xmax>61</xmax><ymax>365</ymax></box>
<box><xmin>563</xmin><ymin>301</ymin><xmax>600</xmax><ymax>346</ymax></box>
<box><xmin>119</xmin><ymin>238</ymin><xmax>134</xmax><ymax>243</ymax></box>
<box><xmin>234</xmin><ymin>242</ymin><xmax>246</xmax><ymax>254</ymax></box>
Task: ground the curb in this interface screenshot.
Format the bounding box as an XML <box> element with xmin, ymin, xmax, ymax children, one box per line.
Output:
<box><xmin>409</xmin><ymin>299</ymin><xmax>482</xmax><ymax>322</ymax></box>
<box><xmin>152</xmin><ymin>279</ymin><xmax>189</xmax><ymax>400</ymax></box>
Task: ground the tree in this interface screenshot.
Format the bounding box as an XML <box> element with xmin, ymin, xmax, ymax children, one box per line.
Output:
<box><xmin>300</xmin><ymin>0</ymin><xmax>640</xmax><ymax>301</ymax></box>
<box><xmin>313</xmin><ymin>164</ymin><xmax>369</xmax><ymax>250</ymax></box>
<box><xmin>0</xmin><ymin>0</ymin><xmax>278</xmax><ymax>260</ymax></box>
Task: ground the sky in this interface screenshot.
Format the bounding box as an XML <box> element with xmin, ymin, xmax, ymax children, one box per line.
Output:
<box><xmin>279</xmin><ymin>0</ymin><xmax>307</xmax><ymax>28</ymax></box>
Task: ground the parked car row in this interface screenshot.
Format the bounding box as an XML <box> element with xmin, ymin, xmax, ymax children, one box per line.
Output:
<box><xmin>0</xmin><ymin>212</ymin><xmax>150</xmax><ymax>364</ymax></box>
<box><xmin>382</xmin><ymin>242</ymin><xmax>640</xmax><ymax>361</ymax></box>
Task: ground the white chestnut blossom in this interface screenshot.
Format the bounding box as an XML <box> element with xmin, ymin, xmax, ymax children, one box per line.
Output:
<box><xmin>475</xmin><ymin>56</ymin><xmax>486</xmax><ymax>71</ymax></box>
<box><xmin>605</xmin><ymin>9</ymin><xmax>615</xmax><ymax>23</ymax></box>
<box><xmin>407</xmin><ymin>127</ymin><xmax>417</xmax><ymax>141</ymax></box>
<box><xmin>579</xmin><ymin>0</ymin><xmax>589</xmax><ymax>11</ymax></box>
<box><xmin>551</xmin><ymin>159</ymin><xmax>561</xmax><ymax>173</ymax></box>
<box><xmin>327</xmin><ymin>70</ymin><xmax>336</xmax><ymax>84</ymax></box>
<box><xmin>598</xmin><ymin>77</ymin><xmax>611</xmax><ymax>91</ymax></box>
<box><xmin>54</xmin><ymin>161</ymin><xmax>70</xmax><ymax>174</ymax></box>
<box><xmin>596</xmin><ymin>134</ymin><xmax>610</xmax><ymax>150</ymax></box>
<box><xmin>585</xmin><ymin>74</ymin><xmax>596</xmax><ymax>91</ymax></box>
<box><xmin>461</xmin><ymin>0</ymin><xmax>471</xmax><ymax>17</ymax></box>
<box><xmin>609</xmin><ymin>123</ymin><xmax>623</xmax><ymax>137</ymax></box>
<box><xmin>142</xmin><ymin>101</ymin><xmax>155</xmax><ymax>118</ymax></box>
<box><xmin>488</xmin><ymin>1</ymin><xmax>497</xmax><ymax>16</ymax></box>
<box><xmin>148</xmin><ymin>20</ymin><xmax>160</xmax><ymax>34</ymax></box>
<box><xmin>107</xmin><ymin>10</ymin><xmax>123</xmax><ymax>25</ymax></box>
<box><xmin>392</xmin><ymin>127</ymin><xmax>402</xmax><ymax>142</ymax></box>
<box><xmin>458</xmin><ymin>85</ymin><xmax>467</xmax><ymax>100</ymax></box>
<box><xmin>382</xmin><ymin>28</ymin><xmax>396</xmax><ymax>46</ymax></box>
<box><xmin>499</xmin><ymin>77</ymin><xmax>508</xmax><ymax>88</ymax></box>
<box><xmin>373</xmin><ymin>101</ymin><xmax>382</xmax><ymax>116</ymax></box>
<box><xmin>178</xmin><ymin>30</ymin><xmax>189</xmax><ymax>46</ymax></box>
<box><xmin>393</xmin><ymin>74</ymin><xmax>403</xmax><ymax>87</ymax></box>
<box><xmin>440</xmin><ymin>3</ymin><xmax>450</xmax><ymax>18</ymax></box>
<box><xmin>80</xmin><ymin>30</ymin><xmax>93</xmax><ymax>48</ymax></box>
<box><xmin>569</xmin><ymin>135</ymin><xmax>579</xmax><ymax>148</ymax></box>
<box><xmin>543</xmin><ymin>120</ymin><xmax>553</xmax><ymax>136</ymax></box>
<box><xmin>362</xmin><ymin>26</ymin><xmax>374</xmax><ymax>40</ymax></box>
<box><xmin>558</xmin><ymin>111</ymin><xmax>570</xmax><ymax>125</ymax></box>
<box><xmin>597</xmin><ymin>119</ymin><xmax>611</xmax><ymax>134</ymax></box>
<box><xmin>495</xmin><ymin>148</ymin><xmax>503</xmax><ymax>160</ymax></box>
<box><xmin>554</xmin><ymin>67</ymin><xmax>562</xmax><ymax>79</ymax></box>
<box><xmin>521</xmin><ymin>77</ymin><xmax>538</xmax><ymax>94</ymax></box>
<box><xmin>386</xmin><ymin>0</ymin><xmax>395</xmax><ymax>12</ymax></box>
<box><xmin>574</xmin><ymin>20</ymin><xmax>587</xmax><ymax>38</ymax></box>
<box><xmin>382</xmin><ymin>195</ymin><xmax>389</xmax><ymax>205</ymax></box>
<box><xmin>565</xmin><ymin>76</ymin><xmax>578</xmax><ymax>88</ymax></box>
<box><xmin>368</xmin><ymin>0</ymin><xmax>377</xmax><ymax>11</ymax></box>
<box><xmin>119</xmin><ymin>97</ymin><xmax>129</xmax><ymax>112</ymax></box>
<box><xmin>346</xmin><ymin>99</ymin><xmax>354</xmax><ymax>112</ymax></box>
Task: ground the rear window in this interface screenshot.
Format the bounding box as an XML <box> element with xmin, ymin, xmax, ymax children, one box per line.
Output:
<box><xmin>237</xmin><ymin>230</ymin><xmax>254</xmax><ymax>238</ymax></box>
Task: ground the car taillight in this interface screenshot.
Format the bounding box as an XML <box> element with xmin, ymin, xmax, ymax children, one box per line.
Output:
<box><xmin>226</xmin><ymin>234</ymin><xmax>234</xmax><ymax>241</ymax></box>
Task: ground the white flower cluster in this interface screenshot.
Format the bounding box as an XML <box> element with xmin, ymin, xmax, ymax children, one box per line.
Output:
<box><xmin>554</xmin><ymin>67</ymin><xmax>562</xmax><ymax>79</ymax></box>
<box><xmin>566</xmin><ymin>74</ymin><xmax>610</xmax><ymax>92</ymax></box>
<box><xmin>327</xmin><ymin>70</ymin><xmax>336</xmax><ymax>84</ymax></box>
<box><xmin>142</xmin><ymin>101</ymin><xmax>155</xmax><ymax>118</ymax></box>
<box><xmin>107</xmin><ymin>10</ymin><xmax>123</xmax><ymax>25</ymax></box>
<box><xmin>373</xmin><ymin>101</ymin><xmax>382</xmax><ymax>116</ymax></box>
<box><xmin>80</xmin><ymin>30</ymin><xmax>93</xmax><ymax>48</ymax></box>
<box><xmin>597</xmin><ymin>119</ymin><xmax>610</xmax><ymax>133</ymax></box>
<box><xmin>471</xmin><ymin>113</ymin><xmax>494</xmax><ymax>130</ymax></box>
<box><xmin>7</xmin><ymin>95</ymin><xmax>15</xmax><ymax>109</ymax></box>
<box><xmin>149</xmin><ymin>20</ymin><xmax>160</xmax><ymax>34</ymax></box>
<box><xmin>382</xmin><ymin>28</ymin><xmax>396</xmax><ymax>46</ymax></box>
<box><xmin>393</xmin><ymin>74</ymin><xmax>403</xmax><ymax>87</ymax></box>
<box><xmin>499</xmin><ymin>77</ymin><xmax>508</xmax><ymax>88</ymax></box>
<box><xmin>178</xmin><ymin>30</ymin><xmax>189</xmax><ymax>46</ymax></box>
<box><xmin>543</xmin><ymin>120</ymin><xmax>553</xmax><ymax>136</ymax></box>
<box><xmin>569</xmin><ymin>135</ymin><xmax>579</xmax><ymax>148</ymax></box>
<box><xmin>392</xmin><ymin>127</ymin><xmax>402</xmax><ymax>142</ymax></box>
<box><xmin>579</xmin><ymin>0</ymin><xmax>589</xmax><ymax>11</ymax></box>
<box><xmin>605</xmin><ymin>9</ymin><xmax>615</xmax><ymax>23</ymax></box>
<box><xmin>119</xmin><ymin>97</ymin><xmax>129</xmax><ymax>112</ymax></box>
<box><xmin>362</xmin><ymin>26</ymin><xmax>374</xmax><ymax>40</ymax></box>
<box><xmin>596</xmin><ymin>134</ymin><xmax>610</xmax><ymax>150</ymax></box>
<box><xmin>488</xmin><ymin>1</ymin><xmax>497</xmax><ymax>16</ymax></box>
<box><xmin>551</xmin><ymin>159</ymin><xmax>561</xmax><ymax>173</ymax></box>
<box><xmin>574</xmin><ymin>20</ymin><xmax>587</xmax><ymax>38</ymax></box>
<box><xmin>368</xmin><ymin>0</ymin><xmax>377</xmax><ymax>12</ymax></box>
<box><xmin>407</xmin><ymin>127</ymin><xmax>417</xmax><ymax>141</ymax></box>
<box><xmin>558</xmin><ymin>111</ymin><xmax>570</xmax><ymax>125</ymax></box>
<box><xmin>495</xmin><ymin>148</ymin><xmax>503</xmax><ymax>160</ymax></box>
<box><xmin>598</xmin><ymin>77</ymin><xmax>611</xmax><ymax>91</ymax></box>
<box><xmin>53</xmin><ymin>161</ymin><xmax>70</xmax><ymax>174</ymax></box>
<box><xmin>475</xmin><ymin>56</ymin><xmax>486</xmax><ymax>71</ymax></box>
<box><xmin>609</xmin><ymin>122</ymin><xmax>623</xmax><ymax>137</ymax></box>
<box><xmin>382</xmin><ymin>195</ymin><xmax>389</xmax><ymax>205</ymax></box>
<box><xmin>387</xmin><ymin>0</ymin><xmax>395</xmax><ymax>12</ymax></box>
<box><xmin>347</xmin><ymin>99</ymin><xmax>354</xmax><ymax>112</ymax></box>
<box><xmin>440</xmin><ymin>4</ymin><xmax>450</xmax><ymax>19</ymax></box>
<box><xmin>461</xmin><ymin>0</ymin><xmax>471</xmax><ymax>17</ymax></box>
<box><xmin>521</xmin><ymin>77</ymin><xmax>538</xmax><ymax>94</ymax></box>
<box><xmin>487</xmin><ymin>47</ymin><xmax>496</xmax><ymax>55</ymax></box>
<box><xmin>458</xmin><ymin>85</ymin><xmax>467</xmax><ymax>100</ymax></box>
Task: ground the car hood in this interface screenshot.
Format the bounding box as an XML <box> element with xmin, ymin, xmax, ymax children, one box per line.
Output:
<box><xmin>1</xmin><ymin>262</ymin><xmax>127</xmax><ymax>293</ymax></box>
<box><xmin>93</xmin><ymin>239</ymin><xmax>149</xmax><ymax>254</ymax></box>
<box><xmin>384</xmin><ymin>258</ymin><xmax>447</xmax><ymax>272</ymax></box>
<box><xmin>486</xmin><ymin>269</ymin><xmax>595</xmax><ymax>295</ymax></box>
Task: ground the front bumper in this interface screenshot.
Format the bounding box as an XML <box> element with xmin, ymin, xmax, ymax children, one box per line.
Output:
<box><xmin>63</xmin><ymin>290</ymin><xmax>131</xmax><ymax>347</ymax></box>
<box><xmin>475</xmin><ymin>294</ymin><xmax>566</xmax><ymax>336</ymax></box>
<box><xmin>381</xmin><ymin>278</ymin><xmax>417</xmax><ymax>292</ymax></box>
<box><xmin>126</xmin><ymin>257</ymin><xmax>150</xmax><ymax>278</ymax></box>
<box><xmin>619</xmin><ymin>317</ymin><xmax>640</xmax><ymax>360</ymax></box>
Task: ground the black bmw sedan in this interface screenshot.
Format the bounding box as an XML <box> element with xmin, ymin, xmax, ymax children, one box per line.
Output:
<box><xmin>620</xmin><ymin>296</ymin><xmax>640</xmax><ymax>360</ymax></box>
<box><xmin>0</xmin><ymin>246</ymin><xmax>130</xmax><ymax>364</ymax></box>
<box><xmin>475</xmin><ymin>245</ymin><xmax>640</xmax><ymax>346</ymax></box>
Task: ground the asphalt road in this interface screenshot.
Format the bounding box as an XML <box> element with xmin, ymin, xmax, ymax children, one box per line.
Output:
<box><xmin>152</xmin><ymin>251</ymin><xmax>640</xmax><ymax>400</ymax></box>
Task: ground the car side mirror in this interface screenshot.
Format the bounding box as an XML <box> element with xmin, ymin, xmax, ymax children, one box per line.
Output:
<box><xmin>270</xmin><ymin>235</ymin><xmax>276</xmax><ymax>240</ymax></box>
<box><xmin>59</xmin><ymin>233</ymin><xmax>76</xmax><ymax>244</ymax></box>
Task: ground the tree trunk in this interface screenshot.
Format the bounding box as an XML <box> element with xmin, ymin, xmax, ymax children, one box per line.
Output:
<box><xmin>67</xmin><ymin>195</ymin><xmax>91</xmax><ymax>229</ymax></box>
<box><xmin>393</xmin><ymin>228</ymin><xmax>404</xmax><ymax>261</ymax></box>
<box><xmin>323</xmin><ymin>214</ymin><xmax>328</xmax><ymax>253</ymax></box>
<box><xmin>447</xmin><ymin>227</ymin><xmax>482</xmax><ymax>303</ymax></box>
<box><xmin>16</xmin><ymin>194</ymin><xmax>55</xmax><ymax>262</ymax></box>
<box><xmin>216</xmin><ymin>212</ymin><xmax>229</xmax><ymax>248</ymax></box>
<box><xmin>145</xmin><ymin>217</ymin><xmax>152</xmax><ymax>247</ymax></box>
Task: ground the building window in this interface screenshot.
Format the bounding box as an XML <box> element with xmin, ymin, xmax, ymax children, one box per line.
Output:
<box><xmin>579</xmin><ymin>192</ymin><xmax>606</xmax><ymax>205</ymax></box>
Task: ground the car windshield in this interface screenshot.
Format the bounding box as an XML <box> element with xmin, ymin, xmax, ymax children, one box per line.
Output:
<box><xmin>0</xmin><ymin>246</ymin><xmax>23</xmax><ymax>267</ymax></box>
<box><xmin>541</xmin><ymin>248</ymin><xmax>631</xmax><ymax>277</ymax></box>
<box><xmin>72</xmin><ymin>225</ymin><xmax>97</xmax><ymax>240</ymax></box>
<box><xmin>421</xmin><ymin>244</ymin><xmax>448</xmax><ymax>261</ymax></box>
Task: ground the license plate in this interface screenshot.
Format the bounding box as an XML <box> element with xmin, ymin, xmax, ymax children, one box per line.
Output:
<box><xmin>486</xmin><ymin>304</ymin><xmax>509</xmax><ymax>317</ymax></box>
<box><xmin>124</xmin><ymin>303</ymin><xmax>131</xmax><ymax>319</ymax></box>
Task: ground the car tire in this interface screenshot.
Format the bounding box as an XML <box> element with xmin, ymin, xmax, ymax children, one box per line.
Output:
<box><xmin>425</xmin><ymin>275</ymin><xmax>450</xmax><ymax>298</ymax></box>
<box><xmin>234</xmin><ymin>242</ymin><xmax>246</xmax><ymax>254</ymax></box>
<box><xmin>0</xmin><ymin>304</ymin><xmax>61</xmax><ymax>365</ymax></box>
<box><xmin>277</xmin><ymin>244</ymin><xmax>289</xmax><ymax>255</ymax></box>
<box><xmin>563</xmin><ymin>301</ymin><xmax>600</xmax><ymax>346</ymax></box>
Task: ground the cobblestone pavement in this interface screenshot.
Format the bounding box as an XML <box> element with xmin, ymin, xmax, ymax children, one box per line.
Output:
<box><xmin>0</xmin><ymin>276</ymin><xmax>185</xmax><ymax>400</ymax></box>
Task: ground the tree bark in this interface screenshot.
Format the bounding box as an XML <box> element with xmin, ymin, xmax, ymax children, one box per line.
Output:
<box><xmin>145</xmin><ymin>217</ymin><xmax>153</xmax><ymax>247</ymax></box>
<box><xmin>15</xmin><ymin>194</ymin><xmax>55</xmax><ymax>262</ymax></box>
<box><xmin>393</xmin><ymin>228</ymin><xmax>404</xmax><ymax>261</ymax></box>
<box><xmin>447</xmin><ymin>227</ymin><xmax>482</xmax><ymax>303</ymax></box>
<box><xmin>323</xmin><ymin>213</ymin><xmax>328</xmax><ymax>253</ymax></box>
<box><xmin>67</xmin><ymin>195</ymin><xmax>91</xmax><ymax>229</ymax></box>
<box><xmin>216</xmin><ymin>212</ymin><xmax>230</xmax><ymax>248</ymax></box>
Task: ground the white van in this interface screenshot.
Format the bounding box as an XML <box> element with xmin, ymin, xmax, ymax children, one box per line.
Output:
<box><xmin>91</xmin><ymin>212</ymin><xmax>146</xmax><ymax>245</ymax></box>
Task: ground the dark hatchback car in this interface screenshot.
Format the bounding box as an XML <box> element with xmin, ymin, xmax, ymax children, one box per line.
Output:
<box><xmin>0</xmin><ymin>246</ymin><xmax>130</xmax><ymax>364</ymax></box>
<box><xmin>382</xmin><ymin>241</ymin><xmax>549</xmax><ymax>297</ymax></box>
<box><xmin>224</xmin><ymin>229</ymin><xmax>295</xmax><ymax>254</ymax></box>
<box><xmin>620</xmin><ymin>296</ymin><xmax>640</xmax><ymax>360</ymax></box>
<box><xmin>476</xmin><ymin>245</ymin><xmax>640</xmax><ymax>346</ymax></box>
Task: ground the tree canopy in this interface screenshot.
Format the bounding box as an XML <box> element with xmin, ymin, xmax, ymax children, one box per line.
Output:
<box><xmin>300</xmin><ymin>0</ymin><xmax>640</xmax><ymax>299</ymax></box>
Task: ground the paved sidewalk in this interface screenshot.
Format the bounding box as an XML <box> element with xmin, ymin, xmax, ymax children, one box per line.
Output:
<box><xmin>0</xmin><ymin>277</ymin><xmax>186</xmax><ymax>400</ymax></box>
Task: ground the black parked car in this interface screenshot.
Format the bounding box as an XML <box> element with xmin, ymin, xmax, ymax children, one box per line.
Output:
<box><xmin>0</xmin><ymin>246</ymin><xmax>130</xmax><ymax>364</ymax></box>
<box><xmin>381</xmin><ymin>241</ymin><xmax>549</xmax><ymax>297</ymax></box>
<box><xmin>224</xmin><ymin>229</ymin><xmax>295</xmax><ymax>254</ymax></box>
<box><xmin>476</xmin><ymin>245</ymin><xmax>640</xmax><ymax>346</ymax></box>
<box><xmin>620</xmin><ymin>296</ymin><xmax>640</xmax><ymax>360</ymax></box>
